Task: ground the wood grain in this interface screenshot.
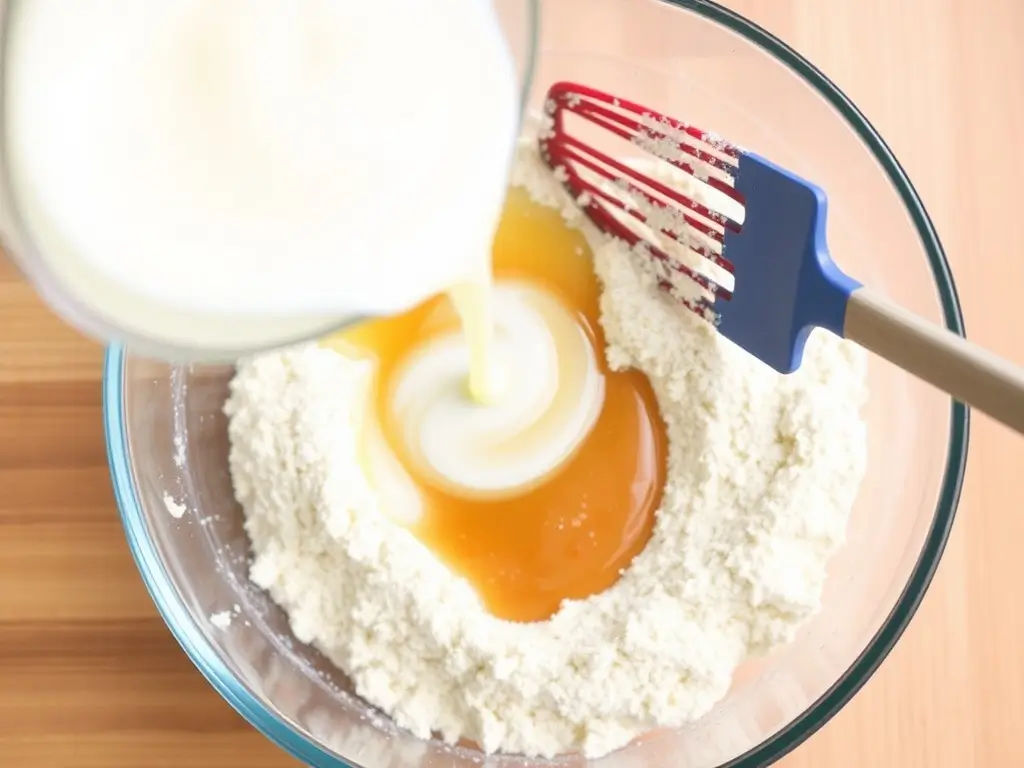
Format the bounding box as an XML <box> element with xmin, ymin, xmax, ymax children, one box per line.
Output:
<box><xmin>1</xmin><ymin>1</ymin><xmax>1022</xmax><ymax>765</ymax></box>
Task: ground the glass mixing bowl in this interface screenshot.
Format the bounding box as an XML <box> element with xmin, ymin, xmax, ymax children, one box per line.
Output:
<box><xmin>103</xmin><ymin>1</ymin><xmax>967</xmax><ymax>766</ymax></box>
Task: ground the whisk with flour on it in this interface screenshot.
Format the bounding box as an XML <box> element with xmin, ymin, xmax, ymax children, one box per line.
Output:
<box><xmin>540</xmin><ymin>80</ymin><xmax>1024</xmax><ymax>436</ymax></box>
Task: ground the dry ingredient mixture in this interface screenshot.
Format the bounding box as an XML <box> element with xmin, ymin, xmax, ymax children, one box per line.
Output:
<box><xmin>225</xmin><ymin>138</ymin><xmax>868</xmax><ymax>759</ymax></box>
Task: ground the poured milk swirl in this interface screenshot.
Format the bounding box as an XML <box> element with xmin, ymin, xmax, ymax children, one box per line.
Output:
<box><xmin>387</xmin><ymin>282</ymin><xmax>605</xmax><ymax>497</ymax></box>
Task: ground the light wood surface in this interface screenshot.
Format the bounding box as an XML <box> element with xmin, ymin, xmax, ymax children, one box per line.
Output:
<box><xmin>1</xmin><ymin>1</ymin><xmax>1022</xmax><ymax>766</ymax></box>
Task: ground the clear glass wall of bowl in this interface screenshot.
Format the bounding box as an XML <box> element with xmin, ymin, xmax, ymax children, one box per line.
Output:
<box><xmin>106</xmin><ymin>1</ymin><xmax>963</xmax><ymax>767</ymax></box>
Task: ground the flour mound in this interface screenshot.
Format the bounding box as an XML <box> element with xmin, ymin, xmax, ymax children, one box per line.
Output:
<box><xmin>225</xmin><ymin>143</ymin><xmax>867</xmax><ymax>759</ymax></box>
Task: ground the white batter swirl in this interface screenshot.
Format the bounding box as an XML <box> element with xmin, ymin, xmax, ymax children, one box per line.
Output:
<box><xmin>387</xmin><ymin>281</ymin><xmax>605</xmax><ymax>498</ymax></box>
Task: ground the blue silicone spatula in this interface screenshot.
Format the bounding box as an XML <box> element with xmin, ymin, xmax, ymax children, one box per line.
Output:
<box><xmin>540</xmin><ymin>81</ymin><xmax>1024</xmax><ymax>436</ymax></box>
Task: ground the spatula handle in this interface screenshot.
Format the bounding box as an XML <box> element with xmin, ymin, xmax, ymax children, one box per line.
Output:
<box><xmin>844</xmin><ymin>287</ymin><xmax>1024</xmax><ymax>435</ymax></box>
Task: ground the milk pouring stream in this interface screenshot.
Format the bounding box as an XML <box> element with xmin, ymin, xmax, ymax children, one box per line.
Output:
<box><xmin>0</xmin><ymin>0</ymin><xmax>521</xmax><ymax>363</ymax></box>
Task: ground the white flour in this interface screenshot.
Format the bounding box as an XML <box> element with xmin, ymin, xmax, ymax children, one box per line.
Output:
<box><xmin>209</xmin><ymin>610</ymin><xmax>233</xmax><ymax>630</ymax></box>
<box><xmin>224</xmin><ymin>141</ymin><xmax>867</xmax><ymax>759</ymax></box>
<box><xmin>162</xmin><ymin>493</ymin><xmax>187</xmax><ymax>520</ymax></box>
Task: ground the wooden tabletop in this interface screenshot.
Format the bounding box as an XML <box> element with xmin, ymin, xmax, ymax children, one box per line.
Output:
<box><xmin>1</xmin><ymin>1</ymin><xmax>1022</xmax><ymax>766</ymax></box>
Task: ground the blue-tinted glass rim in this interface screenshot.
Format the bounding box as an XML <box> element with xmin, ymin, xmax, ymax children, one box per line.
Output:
<box><xmin>102</xmin><ymin>1</ymin><xmax>967</xmax><ymax>766</ymax></box>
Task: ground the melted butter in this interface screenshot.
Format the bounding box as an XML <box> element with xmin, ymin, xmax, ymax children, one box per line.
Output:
<box><xmin>328</xmin><ymin>187</ymin><xmax>667</xmax><ymax>622</ymax></box>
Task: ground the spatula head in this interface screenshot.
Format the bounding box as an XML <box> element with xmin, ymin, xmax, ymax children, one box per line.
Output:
<box><xmin>538</xmin><ymin>81</ymin><xmax>862</xmax><ymax>375</ymax></box>
<box><xmin>722</xmin><ymin>153</ymin><xmax>860</xmax><ymax>374</ymax></box>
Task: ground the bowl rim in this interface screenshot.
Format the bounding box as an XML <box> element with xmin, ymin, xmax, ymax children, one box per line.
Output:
<box><xmin>102</xmin><ymin>1</ymin><xmax>968</xmax><ymax>766</ymax></box>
